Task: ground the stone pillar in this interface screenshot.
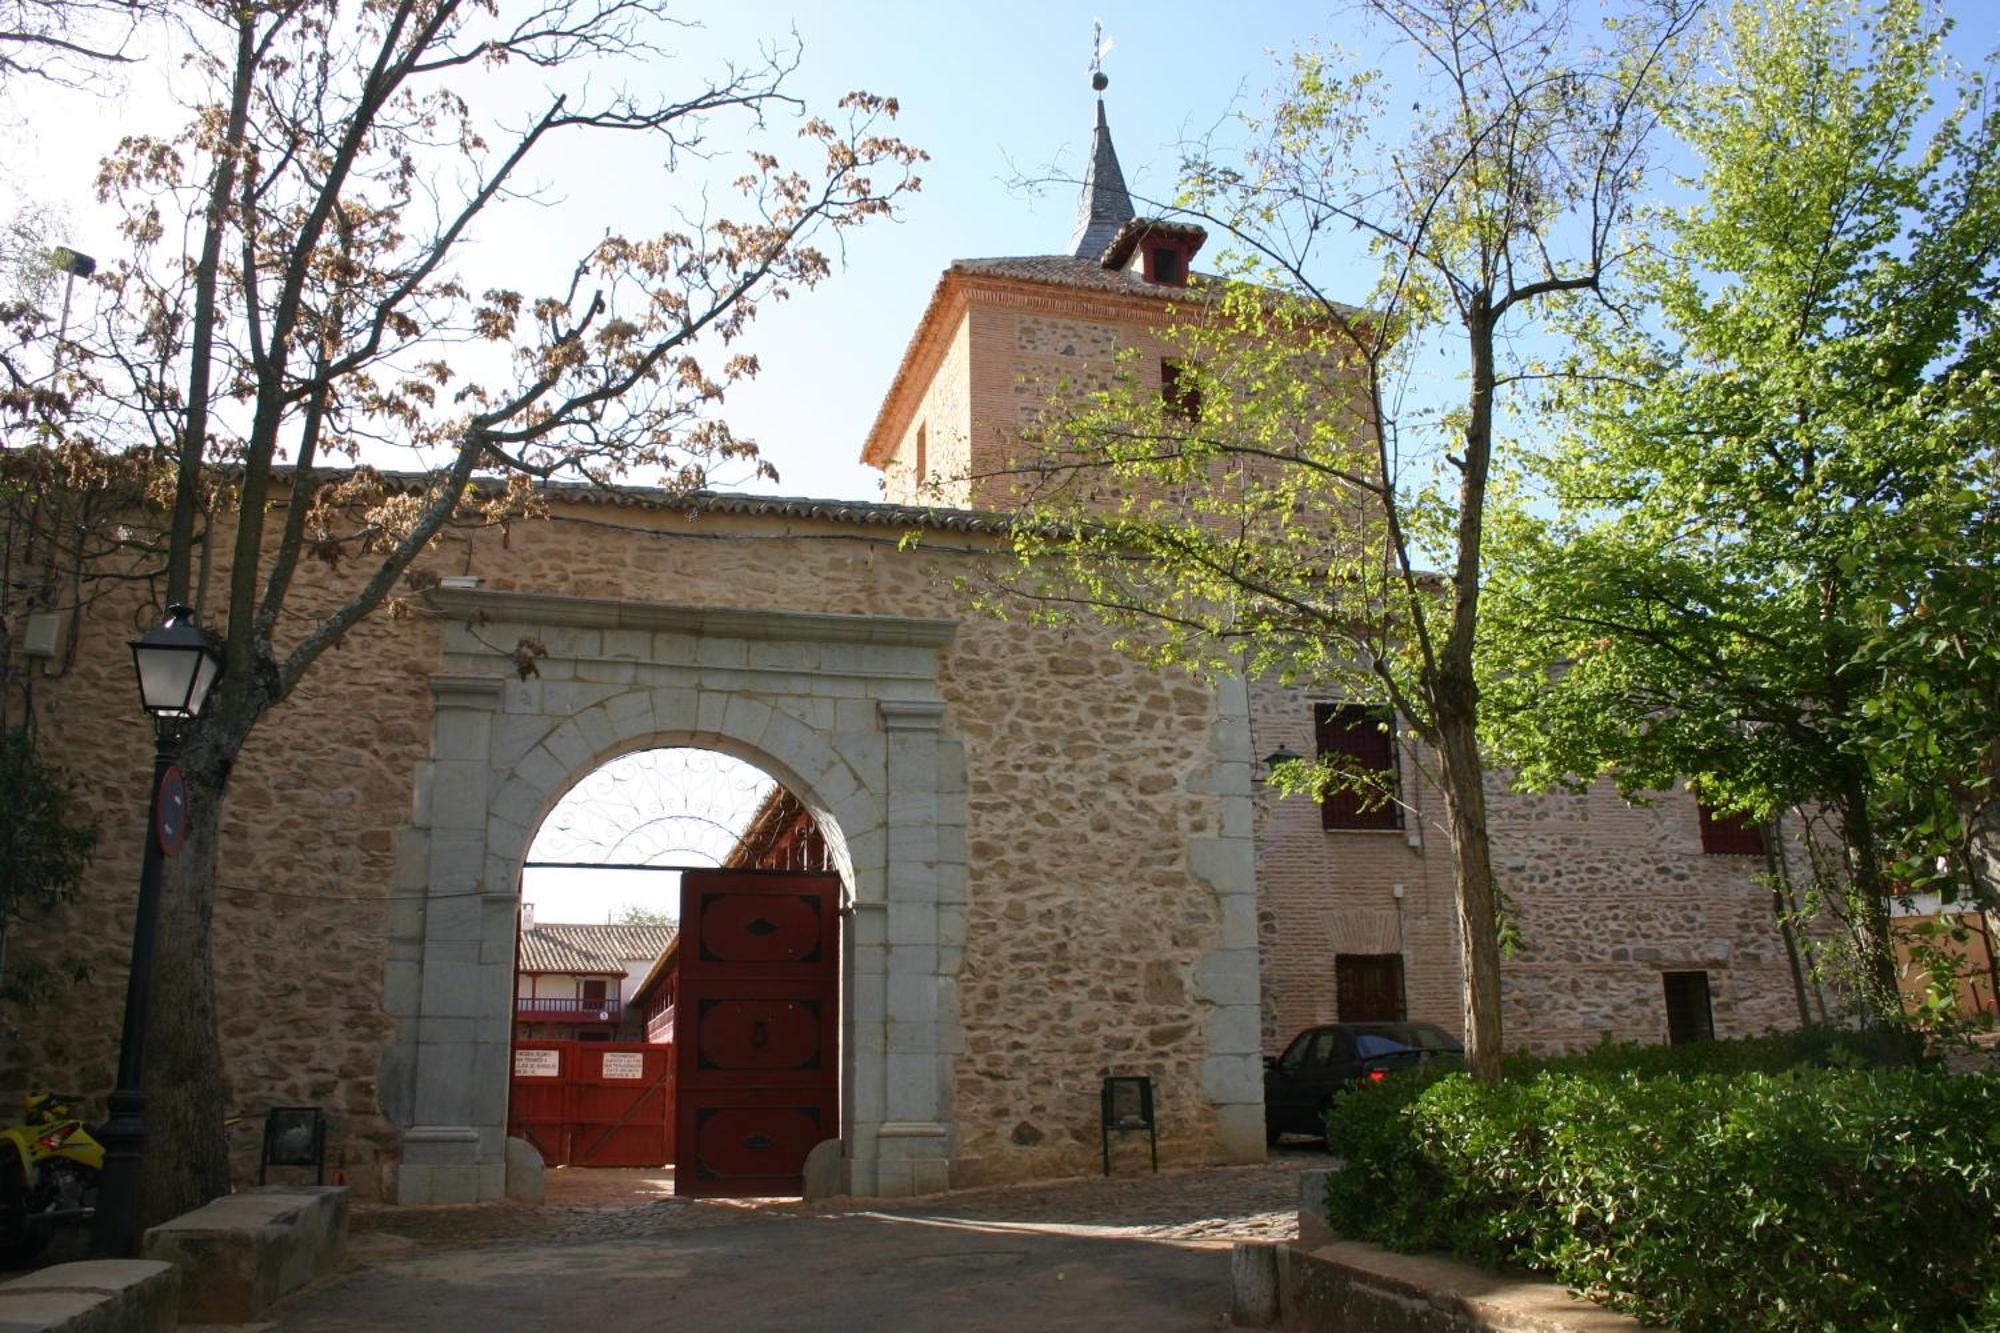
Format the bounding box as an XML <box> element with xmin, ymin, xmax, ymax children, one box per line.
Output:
<box><xmin>394</xmin><ymin>674</ymin><xmax>512</xmax><ymax>1205</ymax></box>
<box><xmin>846</xmin><ymin>698</ymin><xmax>960</xmax><ymax>1198</ymax></box>
<box><xmin>1192</xmin><ymin>672</ymin><xmax>1268</xmax><ymax>1161</ymax></box>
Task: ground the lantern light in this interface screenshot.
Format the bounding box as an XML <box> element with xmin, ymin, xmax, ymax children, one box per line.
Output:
<box><xmin>129</xmin><ymin>604</ymin><xmax>221</xmax><ymax>719</ymax></box>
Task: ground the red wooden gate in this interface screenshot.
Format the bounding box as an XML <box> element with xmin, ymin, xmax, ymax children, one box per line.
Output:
<box><xmin>507</xmin><ymin>1040</ymin><xmax>675</xmax><ymax>1167</ymax></box>
<box><xmin>674</xmin><ymin>870</ymin><xmax>840</xmax><ymax>1197</ymax></box>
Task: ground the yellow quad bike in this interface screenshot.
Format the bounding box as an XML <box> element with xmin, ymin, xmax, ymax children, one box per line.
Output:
<box><xmin>0</xmin><ymin>1093</ymin><xmax>103</xmax><ymax>1265</ymax></box>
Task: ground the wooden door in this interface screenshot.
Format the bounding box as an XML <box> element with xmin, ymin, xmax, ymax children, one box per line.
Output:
<box><xmin>673</xmin><ymin>870</ymin><xmax>840</xmax><ymax>1197</ymax></box>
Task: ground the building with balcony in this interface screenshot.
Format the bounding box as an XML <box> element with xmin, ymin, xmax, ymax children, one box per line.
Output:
<box><xmin>515</xmin><ymin>914</ymin><xmax>677</xmax><ymax>1042</ymax></box>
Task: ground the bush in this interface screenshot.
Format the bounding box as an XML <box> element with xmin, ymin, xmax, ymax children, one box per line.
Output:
<box><xmin>1325</xmin><ymin>1062</ymin><xmax>2000</xmax><ymax>1331</ymax></box>
<box><xmin>1500</xmin><ymin>1024</ymin><xmax>1918</xmax><ymax>1080</ymax></box>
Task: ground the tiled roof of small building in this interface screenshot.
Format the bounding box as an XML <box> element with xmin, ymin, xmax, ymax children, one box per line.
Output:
<box><xmin>517</xmin><ymin>922</ymin><xmax>676</xmax><ymax>974</ymax></box>
<box><xmin>952</xmin><ymin>254</ymin><xmax>1223</xmax><ymax>299</ymax></box>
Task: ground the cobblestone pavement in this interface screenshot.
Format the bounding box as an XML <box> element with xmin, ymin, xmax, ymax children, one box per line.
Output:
<box><xmin>279</xmin><ymin>1156</ymin><xmax>1320</xmax><ymax>1332</ymax></box>
<box><xmin>348</xmin><ymin>1155</ymin><xmax>1312</xmax><ymax>1254</ymax></box>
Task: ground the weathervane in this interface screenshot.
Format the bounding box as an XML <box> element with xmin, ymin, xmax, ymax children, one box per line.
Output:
<box><xmin>1089</xmin><ymin>19</ymin><xmax>1113</xmax><ymax>93</ymax></box>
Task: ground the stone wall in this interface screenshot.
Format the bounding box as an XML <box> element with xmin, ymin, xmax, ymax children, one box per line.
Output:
<box><xmin>879</xmin><ymin>309</ymin><xmax>972</xmax><ymax>509</ymax></box>
<box><xmin>4</xmin><ymin>560</ymin><xmax>433</xmax><ymax>1188</ymax></box>
<box><xmin>1</xmin><ymin>492</ymin><xmax>1263</xmax><ymax>1196</ymax></box>
<box><xmin>1249</xmin><ymin>679</ymin><xmax>1808</xmax><ymax>1054</ymax></box>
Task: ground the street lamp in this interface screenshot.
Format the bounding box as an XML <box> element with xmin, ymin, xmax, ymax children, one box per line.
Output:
<box><xmin>1257</xmin><ymin>745</ymin><xmax>1304</xmax><ymax>784</ymax></box>
<box><xmin>92</xmin><ymin>604</ymin><xmax>222</xmax><ymax>1258</ymax></box>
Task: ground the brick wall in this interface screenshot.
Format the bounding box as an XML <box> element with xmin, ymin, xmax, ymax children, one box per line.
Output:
<box><xmin>1249</xmin><ymin>678</ymin><xmax>1808</xmax><ymax>1055</ymax></box>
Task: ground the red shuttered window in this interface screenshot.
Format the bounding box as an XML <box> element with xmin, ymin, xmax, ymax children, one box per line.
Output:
<box><xmin>1697</xmin><ymin>802</ymin><xmax>1765</xmax><ymax>855</ymax></box>
<box><xmin>1316</xmin><ymin>703</ymin><xmax>1402</xmax><ymax>831</ymax></box>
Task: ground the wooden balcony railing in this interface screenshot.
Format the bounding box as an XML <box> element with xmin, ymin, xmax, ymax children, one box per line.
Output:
<box><xmin>516</xmin><ymin>996</ymin><xmax>621</xmax><ymax>1021</ymax></box>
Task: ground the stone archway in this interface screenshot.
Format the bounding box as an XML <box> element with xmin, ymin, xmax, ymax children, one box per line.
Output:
<box><xmin>380</xmin><ymin>587</ymin><xmax>966</xmax><ymax>1205</ymax></box>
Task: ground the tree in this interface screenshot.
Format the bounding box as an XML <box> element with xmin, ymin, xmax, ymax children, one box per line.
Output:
<box><xmin>46</xmin><ymin>0</ymin><xmax>919</xmax><ymax>1223</ymax></box>
<box><xmin>0</xmin><ymin>731</ymin><xmax>96</xmax><ymax>1008</ymax></box>
<box><xmin>0</xmin><ymin>0</ymin><xmax>157</xmax><ymax>93</ymax></box>
<box><xmin>1004</xmin><ymin>0</ymin><xmax>1692</xmax><ymax>1080</ymax></box>
<box><xmin>1482</xmin><ymin>0</ymin><xmax>2000</xmax><ymax>1018</ymax></box>
<box><xmin>610</xmin><ymin>902</ymin><xmax>674</xmax><ymax>927</ymax></box>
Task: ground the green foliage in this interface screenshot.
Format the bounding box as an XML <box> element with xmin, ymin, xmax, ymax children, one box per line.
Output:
<box><xmin>0</xmin><ymin>731</ymin><xmax>95</xmax><ymax>923</ymax></box>
<box><xmin>1500</xmin><ymin>1024</ymin><xmax>1909</xmax><ymax>1079</ymax></box>
<box><xmin>1482</xmin><ymin>0</ymin><xmax>2000</xmax><ymax>1015</ymax></box>
<box><xmin>610</xmin><ymin>903</ymin><xmax>672</xmax><ymax>927</ymax></box>
<box><xmin>999</xmin><ymin>0</ymin><xmax>1699</xmax><ymax>1082</ymax></box>
<box><xmin>1326</xmin><ymin>1059</ymin><xmax>2000</xmax><ymax>1330</ymax></box>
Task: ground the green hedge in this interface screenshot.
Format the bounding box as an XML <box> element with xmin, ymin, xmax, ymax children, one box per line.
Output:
<box><xmin>1324</xmin><ymin>1062</ymin><xmax>2000</xmax><ymax>1331</ymax></box>
<box><xmin>1500</xmin><ymin>1024</ymin><xmax>1921</xmax><ymax>1080</ymax></box>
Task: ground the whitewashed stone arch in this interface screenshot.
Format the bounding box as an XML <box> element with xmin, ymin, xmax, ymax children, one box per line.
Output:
<box><xmin>380</xmin><ymin>587</ymin><xmax>966</xmax><ymax>1204</ymax></box>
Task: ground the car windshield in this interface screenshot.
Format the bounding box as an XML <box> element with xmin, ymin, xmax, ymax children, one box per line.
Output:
<box><xmin>1352</xmin><ymin>1033</ymin><xmax>1415</xmax><ymax>1058</ymax></box>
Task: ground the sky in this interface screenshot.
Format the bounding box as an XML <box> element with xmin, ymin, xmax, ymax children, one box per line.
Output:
<box><xmin>6</xmin><ymin>2</ymin><xmax>1994</xmax><ymax>923</ymax></box>
<box><xmin>3</xmin><ymin>1</ymin><xmax>1329</xmax><ymax>501</ymax></box>
<box><xmin>2</xmin><ymin>2</ymin><xmax>1342</xmax><ymax>926</ymax></box>
<box><xmin>520</xmin><ymin>747</ymin><xmax>773</xmax><ymax>924</ymax></box>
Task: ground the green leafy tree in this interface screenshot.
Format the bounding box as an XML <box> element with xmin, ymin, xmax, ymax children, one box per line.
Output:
<box><xmin>1484</xmin><ymin>0</ymin><xmax>2000</xmax><ymax>1018</ymax></box>
<box><xmin>0</xmin><ymin>731</ymin><xmax>96</xmax><ymax>1006</ymax></box>
<box><xmin>32</xmin><ymin>0</ymin><xmax>920</xmax><ymax>1224</ymax></box>
<box><xmin>1004</xmin><ymin>0</ymin><xmax>1694</xmax><ymax>1080</ymax></box>
<box><xmin>610</xmin><ymin>903</ymin><xmax>674</xmax><ymax>928</ymax></box>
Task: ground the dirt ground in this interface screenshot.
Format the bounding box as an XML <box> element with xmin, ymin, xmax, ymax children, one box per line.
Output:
<box><xmin>269</xmin><ymin>1155</ymin><xmax>1318</xmax><ymax>1332</ymax></box>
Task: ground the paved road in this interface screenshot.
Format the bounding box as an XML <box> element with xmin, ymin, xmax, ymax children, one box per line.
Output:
<box><xmin>267</xmin><ymin>1159</ymin><xmax>1315</xmax><ymax>1332</ymax></box>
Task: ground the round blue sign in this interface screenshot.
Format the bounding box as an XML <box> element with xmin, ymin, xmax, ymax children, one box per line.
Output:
<box><xmin>156</xmin><ymin>766</ymin><xmax>187</xmax><ymax>856</ymax></box>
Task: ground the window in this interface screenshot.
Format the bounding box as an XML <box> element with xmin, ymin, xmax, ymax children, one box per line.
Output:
<box><xmin>1697</xmin><ymin>802</ymin><xmax>1765</xmax><ymax>855</ymax></box>
<box><xmin>1316</xmin><ymin>703</ymin><xmax>1402</xmax><ymax>830</ymax></box>
<box><xmin>1663</xmin><ymin>971</ymin><xmax>1715</xmax><ymax>1044</ymax></box>
<box><xmin>1147</xmin><ymin>244</ymin><xmax>1186</xmax><ymax>286</ymax></box>
<box><xmin>914</xmin><ymin>422</ymin><xmax>927</xmax><ymax>488</ymax></box>
<box><xmin>1336</xmin><ymin>953</ymin><xmax>1406</xmax><ymax>1021</ymax></box>
<box><xmin>580</xmin><ymin>978</ymin><xmax>607</xmax><ymax>1005</ymax></box>
<box><xmin>1351</xmin><ymin>1032</ymin><xmax>1415</xmax><ymax>1058</ymax></box>
<box><xmin>1160</xmin><ymin>359</ymin><xmax>1201</xmax><ymax>423</ymax></box>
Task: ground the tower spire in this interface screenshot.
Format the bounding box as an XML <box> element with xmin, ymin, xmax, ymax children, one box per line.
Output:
<box><xmin>1071</xmin><ymin>39</ymin><xmax>1134</xmax><ymax>260</ymax></box>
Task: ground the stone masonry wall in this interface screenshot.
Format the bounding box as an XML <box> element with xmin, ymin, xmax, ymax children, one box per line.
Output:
<box><xmin>879</xmin><ymin>310</ymin><xmax>972</xmax><ymax>508</ymax></box>
<box><xmin>2</xmin><ymin>494</ymin><xmax>1256</xmax><ymax>1195</ymax></box>
<box><xmin>1249</xmin><ymin>679</ymin><xmax>1808</xmax><ymax>1055</ymax></box>
<box><xmin>3</xmin><ymin>561</ymin><xmax>435</xmax><ymax>1188</ymax></box>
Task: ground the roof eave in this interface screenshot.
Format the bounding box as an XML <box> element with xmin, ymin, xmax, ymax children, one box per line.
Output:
<box><xmin>860</xmin><ymin>270</ymin><xmax>970</xmax><ymax>469</ymax></box>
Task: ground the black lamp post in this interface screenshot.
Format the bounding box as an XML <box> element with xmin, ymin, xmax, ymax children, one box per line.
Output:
<box><xmin>91</xmin><ymin>604</ymin><xmax>221</xmax><ymax>1258</ymax></box>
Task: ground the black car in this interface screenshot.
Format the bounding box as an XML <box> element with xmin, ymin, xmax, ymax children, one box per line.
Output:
<box><xmin>1263</xmin><ymin>1022</ymin><xmax>1464</xmax><ymax>1144</ymax></box>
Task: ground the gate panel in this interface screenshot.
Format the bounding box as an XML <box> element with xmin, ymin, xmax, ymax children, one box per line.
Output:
<box><xmin>507</xmin><ymin>1041</ymin><xmax>675</xmax><ymax>1167</ymax></box>
<box><xmin>570</xmin><ymin>1043</ymin><xmax>676</xmax><ymax>1167</ymax></box>
<box><xmin>675</xmin><ymin>871</ymin><xmax>840</xmax><ymax>1197</ymax></box>
<box><xmin>508</xmin><ymin>1042</ymin><xmax>570</xmax><ymax>1167</ymax></box>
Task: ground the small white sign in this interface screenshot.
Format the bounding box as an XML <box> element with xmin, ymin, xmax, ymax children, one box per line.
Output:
<box><xmin>514</xmin><ymin>1048</ymin><xmax>560</xmax><ymax>1078</ymax></box>
<box><xmin>601</xmin><ymin>1052</ymin><xmax>646</xmax><ymax>1080</ymax></box>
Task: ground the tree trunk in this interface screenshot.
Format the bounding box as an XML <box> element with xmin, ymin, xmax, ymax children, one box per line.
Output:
<box><xmin>1763</xmin><ymin>818</ymin><xmax>1814</xmax><ymax>1028</ymax></box>
<box><xmin>1435</xmin><ymin>701</ymin><xmax>1503</xmax><ymax>1081</ymax></box>
<box><xmin>1836</xmin><ymin>775</ymin><xmax>1901</xmax><ymax>1016</ymax></box>
<box><xmin>1428</xmin><ymin>292</ymin><xmax>1507</xmax><ymax>1082</ymax></box>
<box><xmin>136</xmin><ymin>733</ymin><xmax>234</xmax><ymax>1227</ymax></box>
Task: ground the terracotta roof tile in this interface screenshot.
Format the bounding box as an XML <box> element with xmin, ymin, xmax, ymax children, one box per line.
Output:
<box><xmin>951</xmin><ymin>255</ymin><xmax>1223</xmax><ymax>299</ymax></box>
<box><xmin>517</xmin><ymin>922</ymin><xmax>676</xmax><ymax>974</ymax></box>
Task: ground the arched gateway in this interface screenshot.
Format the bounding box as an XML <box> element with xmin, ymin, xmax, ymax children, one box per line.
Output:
<box><xmin>382</xmin><ymin>585</ymin><xmax>967</xmax><ymax>1204</ymax></box>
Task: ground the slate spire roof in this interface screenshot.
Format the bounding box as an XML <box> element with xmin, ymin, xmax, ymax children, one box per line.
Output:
<box><xmin>1070</xmin><ymin>97</ymin><xmax>1135</xmax><ymax>260</ymax></box>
